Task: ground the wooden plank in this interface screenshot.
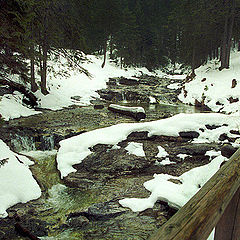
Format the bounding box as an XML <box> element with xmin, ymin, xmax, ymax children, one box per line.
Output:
<box><xmin>215</xmin><ymin>187</ymin><xmax>240</xmax><ymax>240</ymax></box>
<box><xmin>148</xmin><ymin>148</ymin><xmax>240</xmax><ymax>240</ymax></box>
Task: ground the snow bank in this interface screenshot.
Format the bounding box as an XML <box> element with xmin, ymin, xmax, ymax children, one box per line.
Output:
<box><xmin>179</xmin><ymin>50</ymin><xmax>240</xmax><ymax>114</ymax></box>
<box><xmin>119</xmin><ymin>152</ymin><xmax>224</xmax><ymax>211</ymax></box>
<box><xmin>35</xmin><ymin>54</ymin><xmax>154</xmax><ymax>110</ymax></box>
<box><xmin>0</xmin><ymin>140</ymin><xmax>41</xmax><ymax>218</ymax></box>
<box><xmin>0</xmin><ymin>92</ymin><xmax>41</xmax><ymax>120</ymax></box>
<box><xmin>0</xmin><ymin>53</ymin><xmax>154</xmax><ymax>119</ymax></box>
<box><xmin>57</xmin><ymin>112</ymin><xmax>239</xmax><ymax>177</ymax></box>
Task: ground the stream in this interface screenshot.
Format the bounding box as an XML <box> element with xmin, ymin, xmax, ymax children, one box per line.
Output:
<box><xmin>0</xmin><ymin>76</ymin><xmax>208</xmax><ymax>239</ymax></box>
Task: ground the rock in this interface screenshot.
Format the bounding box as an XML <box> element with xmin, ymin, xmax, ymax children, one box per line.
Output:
<box><xmin>219</xmin><ymin>133</ymin><xmax>234</xmax><ymax>142</ymax></box>
<box><xmin>205</xmin><ymin>124</ymin><xmax>228</xmax><ymax>130</ymax></box>
<box><xmin>228</xmin><ymin>97</ymin><xmax>239</xmax><ymax>103</ymax></box>
<box><xmin>93</xmin><ymin>104</ymin><xmax>104</xmax><ymax>109</ymax></box>
<box><xmin>64</xmin><ymin>143</ymin><xmax>155</xmax><ymax>189</ymax></box>
<box><xmin>87</xmin><ymin>200</ymin><xmax>127</xmax><ymax>220</ymax></box>
<box><xmin>194</xmin><ymin>99</ymin><xmax>212</xmax><ymax>111</ymax></box>
<box><xmin>118</xmin><ymin>77</ymin><xmax>139</xmax><ymax>86</ymax></box>
<box><xmin>169</xmin><ymin>143</ymin><xmax>219</xmax><ymax>156</ymax></box>
<box><xmin>231</xmin><ymin>79</ymin><xmax>237</xmax><ymax>88</ymax></box>
<box><xmin>64</xmin><ymin>172</ymin><xmax>96</xmax><ymax>190</ymax></box>
<box><xmin>230</xmin><ymin>130</ymin><xmax>240</xmax><ymax>135</ymax></box>
<box><xmin>106</xmin><ymin>78</ymin><xmax>117</xmax><ymax>86</ymax></box>
<box><xmin>0</xmin><ymin>86</ymin><xmax>13</xmax><ymax>96</ymax></box>
<box><xmin>127</xmin><ymin>131</ymin><xmax>149</xmax><ymax>141</ymax></box>
<box><xmin>77</xmin><ymin>148</ymin><xmax>153</xmax><ymax>174</ymax></box>
<box><xmin>67</xmin><ymin>215</ymin><xmax>89</xmax><ymax>228</ymax></box>
<box><xmin>216</xmin><ymin>101</ymin><xmax>223</xmax><ymax>106</ymax></box>
<box><xmin>221</xmin><ymin>144</ymin><xmax>237</xmax><ymax>158</ymax></box>
<box><xmin>71</xmin><ymin>96</ymin><xmax>81</xmax><ymax>101</ymax></box>
<box><xmin>179</xmin><ymin>131</ymin><xmax>200</xmax><ymax>139</ymax></box>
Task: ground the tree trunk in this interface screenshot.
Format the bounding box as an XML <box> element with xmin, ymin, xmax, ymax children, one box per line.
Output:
<box><xmin>220</xmin><ymin>0</ymin><xmax>235</xmax><ymax>70</ymax></box>
<box><xmin>101</xmin><ymin>41</ymin><xmax>107</xmax><ymax>68</ymax></box>
<box><xmin>40</xmin><ymin>5</ymin><xmax>49</xmax><ymax>95</ymax></box>
<box><xmin>225</xmin><ymin>0</ymin><xmax>235</xmax><ymax>68</ymax></box>
<box><xmin>30</xmin><ymin>45</ymin><xmax>38</xmax><ymax>92</ymax></box>
<box><xmin>40</xmin><ymin>44</ymin><xmax>49</xmax><ymax>95</ymax></box>
<box><xmin>220</xmin><ymin>16</ymin><xmax>228</xmax><ymax>70</ymax></box>
<box><xmin>191</xmin><ymin>42</ymin><xmax>196</xmax><ymax>75</ymax></box>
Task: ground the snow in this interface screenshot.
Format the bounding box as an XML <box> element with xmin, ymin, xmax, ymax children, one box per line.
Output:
<box><xmin>0</xmin><ymin>53</ymin><xmax>154</xmax><ymax>119</ymax></box>
<box><xmin>179</xmin><ymin>50</ymin><xmax>240</xmax><ymax>115</ymax></box>
<box><xmin>177</xmin><ymin>153</ymin><xmax>189</xmax><ymax>160</ymax></box>
<box><xmin>35</xmin><ymin>54</ymin><xmax>154</xmax><ymax>110</ymax></box>
<box><xmin>1</xmin><ymin>49</ymin><xmax>240</xmax><ymax>240</ymax></box>
<box><xmin>125</xmin><ymin>142</ymin><xmax>145</xmax><ymax>157</ymax></box>
<box><xmin>155</xmin><ymin>158</ymin><xmax>176</xmax><ymax>166</ymax></box>
<box><xmin>57</xmin><ymin>112</ymin><xmax>239</xmax><ymax>178</ymax></box>
<box><xmin>149</xmin><ymin>96</ymin><xmax>157</xmax><ymax>103</ymax></box>
<box><xmin>119</xmin><ymin>152</ymin><xmax>225</xmax><ymax>211</ymax></box>
<box><xmin>156</xmin><ymin>146</ymin><xmax>169</xmax><ymax>158</ymax></box>
<box><xmin>0</xmin><ymin>140</ymin><xmax>41</xmax><ymax>218</ymax></box>
<box><xmin>0</xmin><ymin>92</ymin><xmax>41</xmax><ymax>120</ymax></box>
<box><xmin>167</xmin><ymin>82</ymin><xmax>181</xmax><ymax>90</ymax></box>
<box><xmin>109</xmin><ymin>104</ymin><xmax>145</xmax><ymax>113</ymax></box>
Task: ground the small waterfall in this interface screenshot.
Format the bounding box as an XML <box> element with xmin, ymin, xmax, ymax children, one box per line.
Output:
<box><xmin>10</xmin><ymin>134</ymin><xmax>56</xmax><ymax>152</ymax></box>
<box><xmin>10</xmin><ymin>134</ymin><xmax>36</xmax><ymax>152</ymax></box>
<box><xmin>121</xmin><ymin>91</ymin><xmax>127</xmax><ymax>103</ymax></box>
<box><xmin>41</xmin><ymin>135</ymin><xmax>55</xmax><ymax>151</ymax></box>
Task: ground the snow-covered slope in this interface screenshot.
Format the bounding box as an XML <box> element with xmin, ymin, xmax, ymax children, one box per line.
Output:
<box><xmin>0</xmin><ymin>54</ymin><xmax>157</xmax><ymax>120</ymax></box>
<box><xmin>179</xmin><ymin>50</ymin><xmax>240</xmax><ymax>114</ymax></box>
<box><xmin>0</xmin><ymin>140</ymin><xmax>41</xmax><ymax>218</ymax></box>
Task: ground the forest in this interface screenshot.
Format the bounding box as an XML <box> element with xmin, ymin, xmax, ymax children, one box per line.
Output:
<box><xmin>0</xmin><ymin>0</ymin><xmax>240</xmax><ymax>94</ymax></box>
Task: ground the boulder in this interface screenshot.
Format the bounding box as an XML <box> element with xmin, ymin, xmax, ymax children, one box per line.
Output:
<box><xmin>179</xmin><ymin>131</ymin><xmax>200</xmax><ymax>139</ymax></box>
<box><xmin>221</xmin><ymin>144</ymin><xmax>238</xmax><ymax>158</ymax></box>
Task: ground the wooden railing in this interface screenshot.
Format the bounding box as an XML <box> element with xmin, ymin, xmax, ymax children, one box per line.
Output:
<box><xmin>149</xmin><ymin>148</ymin><xmax>240</xmax><ymax>240</ymax></box>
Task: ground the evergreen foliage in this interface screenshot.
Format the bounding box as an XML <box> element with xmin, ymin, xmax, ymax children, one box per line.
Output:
<box><xmin>1</xmin><ymin>0</ymin><xmax>240</xmax><ymax>93</ymax></box>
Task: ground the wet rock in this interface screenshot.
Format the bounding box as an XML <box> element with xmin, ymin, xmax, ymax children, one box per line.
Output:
<box><xmin>77</xmin><ymin>148</ymin><xmax>154</xmax><ymax>174</ymax></box>
<box><xmin>127</xmin><ymin>131</ymin><xmax>149</xmax><ymax>141</ymax></box>
<box><xmin>221</xmin><ymin>144</ymin><xmax>238</xmax><ymax>158</ymax></box>
<box><xmin>194</xmin><ymin>99</ymin><xmax>212</xmax><ymax>111</ymax></box>
<box><xmin>67</xmin><ymin>215</ymin><xmax>89</xmax><ymax>228</ymax></box>
<box><xmin>106</xmin><ymin>78</ymin><xmax>117</xmax><ymax>86</ymax></box>
<box><xmin>118</xmin><ymin>77</ymin><xmax>139</xmax><ymax>86</ymax></box>
<box><xmin>64</xmin><ymin>172</ymin><xmax>97</xmax><ymax>190</ymax></box>
<box><xmin>168</xmin><ymin>143</ymin><xmax>219</xmax><ymax>156</ymax></box>
<box><xmin>71</xmin><ymin>96</ymin><xmax>81</xmax><ymax>101</ymax></box>
<box><xmin>179</xmin><ymin>131</ymin><xmax>200</xmax><ymax>139</ymax></box>
<box><xmin>64</xmin><ymin>143</ymin><xmax>155</xmax><ymax>189</ymax></box>
<box><xmin>93</xmin><ymin>104</ymin><xmax>104</xmax><ymax>109</ymax></box>
<box><xmin>87</xmin><ymin>200</ymin><xmax>128</xmax><ymax>220</ymax></box>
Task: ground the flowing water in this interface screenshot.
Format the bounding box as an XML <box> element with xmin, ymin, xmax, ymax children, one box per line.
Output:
<box><xmin>6</xmin><ymin>102</ymin><xmax>206</xmax><ymax>240</ymax></box>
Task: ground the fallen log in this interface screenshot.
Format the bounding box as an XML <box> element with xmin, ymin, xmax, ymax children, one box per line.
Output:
<box><xmin>108</xmin><ymin>104</ymin><xmax>146</xmax><ymax>121</ymax></box>
<box><xmin>0</xmin><ymin>74</ymin><xmax>38</xmax><ymax>107</ymax></box>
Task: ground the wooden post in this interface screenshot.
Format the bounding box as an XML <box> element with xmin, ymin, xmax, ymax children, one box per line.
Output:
<box><xmin>215</xmin><ymin>187</ymin><xmax>240</xmax><ymax>240</ymax></box>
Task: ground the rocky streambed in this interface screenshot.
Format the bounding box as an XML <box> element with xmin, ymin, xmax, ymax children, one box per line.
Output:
<box><xmin>1</xmin><ymin>75</ymin><xmax>232</xmax><ymax>240</ymax></box>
